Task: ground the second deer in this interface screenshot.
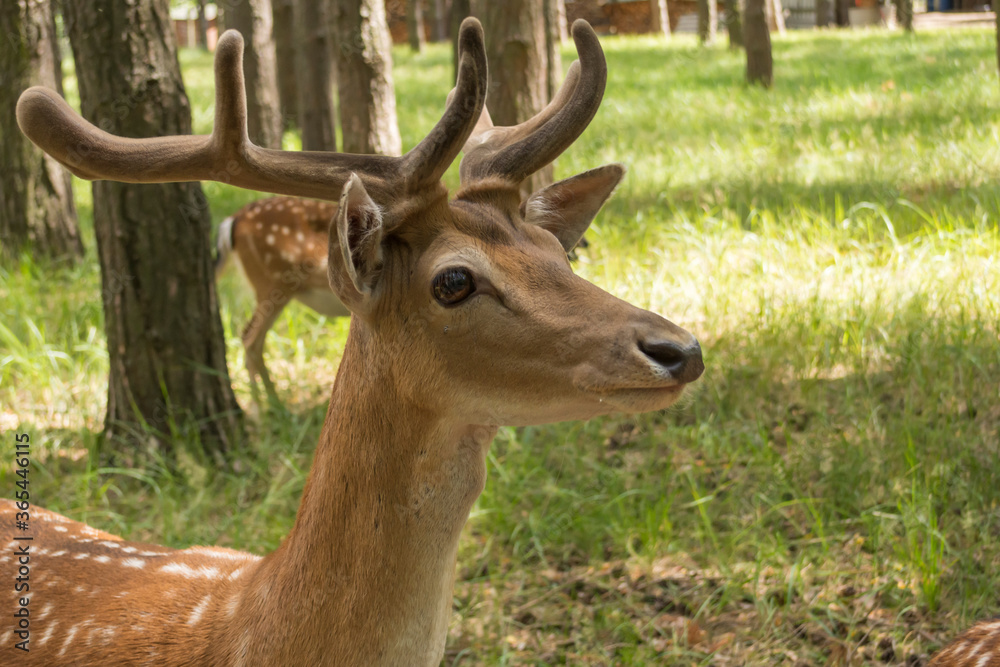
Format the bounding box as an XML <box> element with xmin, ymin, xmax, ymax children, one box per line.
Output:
<box><xmin>214</xmin><ymin>196</ymin><xmax>347</xmax><ymax>399</ymax></box>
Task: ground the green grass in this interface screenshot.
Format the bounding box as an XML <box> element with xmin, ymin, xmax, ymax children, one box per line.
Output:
<box><xmin>3</xmin><ymin>28</ymin><xmax>1000</xmax><ymax>665</ymax></box>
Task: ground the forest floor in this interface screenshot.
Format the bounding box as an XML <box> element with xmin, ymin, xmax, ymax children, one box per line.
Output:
<box><xmin>2</xmin><ymin>27</ymin><xmax>999</xmax><ymax>666</ymax></box>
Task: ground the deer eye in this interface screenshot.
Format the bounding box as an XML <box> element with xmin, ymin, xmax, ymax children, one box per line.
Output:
<box><xmin>432</xmin><ymin>268</ymin><xmax>476</xmax><ymax>306</ymax></box>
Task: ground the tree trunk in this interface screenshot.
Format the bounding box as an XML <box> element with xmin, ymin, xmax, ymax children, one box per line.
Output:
<box><xmin>815</xmin><ymin>0</ymin><xmax>830</xmax><ymax>27</ymax></box>
<box><xmin>744</xmin><ymin>0</ymin><xmax>772</xmax><ymax>87</ymax></box>
<box><xmin>896</xmin><ymin>0</ymin><xmax>913</xmax><ymax>32</ymax></box>
<box><xmin>64</xmin><ymin>0</ymin><xmax>243</xmax><ymax>455</ymax></box>
<box><xmin>226</xmin><ymin>0</ymin><xmax>283</xmax><ymax>148</ymax></box>
<box><xmin>766</xmin><ymin>0</ymin><xmax>786</xmax><ymax>35</ymax></box>
<box><xmin>650</xmin><ymin>0</ymin><xmax>670</xmax><ymax>37</ymax></box>
<box><xmin>429</xmin><ymin>0</ymin><xmax>448</xmax><ymax>41</ymax></box>
<box><xmin>451</xmin><ymin>0</ymin><xmax>472</xmax><ymax>82</ymax></box>
<box><xmin>273</xmin><ymin>0</ymin><xmax>298</xmax><ymax>130</ymax></box>
<box><xmin>543</xmin><ymin>0</ymin><xmax>563</xmax><ymax>99</ymax></box>
<box><xmin>483</xmin><ymin>0</ymin><xmax>553</xmax><ymax>195</ymax></box>
<box><xmin>294</xmin><ymin>0</ymin><xmax>337</xmax><ymax>150</ymax></box>
<box><xmin>725</xmin><ymin>0</ymin><xmax>743</xmax><ymax>48</ymax></box>
<box><xmin>332</xmin><ymin>0</ymin><xmax>402</xmax><ymax>155</ymax></box>
<box><xmin>196</xmin><ymin>0</ymin><xmax>209</xmax><ymax>49</ymax></box>
<box><xmin>698</xmin><ymin>0</ymin><xmax>717</xmax><ymax>44</ymax></box>
<box><xmin>407</xmin><ymin>0</ymin><xmax>426</xmax><ymax>51</ymax></box>
<box><xmin>0</xmin><ymin>0</ymin><xmax>82</xmax><ymax>263</ymax></box>
<box><xmin>834</xmin><ymin>0</ymin><xmax>850</xmax><ymax>26</ymax></box>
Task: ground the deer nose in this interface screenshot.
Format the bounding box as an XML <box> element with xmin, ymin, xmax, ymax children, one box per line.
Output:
<box><xmin>638</xmin><ymin>339</ymin><xmax>704</xmax><ymax>384</ymax></box>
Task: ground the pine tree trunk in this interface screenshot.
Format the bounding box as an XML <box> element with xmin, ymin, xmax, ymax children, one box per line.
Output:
<box><xmin>407</xmin><ymin>0</ymin><xmax>426</xmax><ymax>51</ymax></box>
<box><xmin>273</xmin><ymin>0</ymin><xmax>298</xmax><ymax>130</ymax></box>
<box><xmin>650</xmin><ymin>0</ymin><xmax>671</xmax><ymax>37</ymax></box>
<box><xmin>767</xmin><ymin>0</ymin><xmax>786</xmax><ymax>34</ymax></box>
<box><xmin>64</xmin><ymin>0</ymin><xmax>243</xmax><ymax>455</ymax></box>
<box><xmin>451</xmin><ymin>0</ymin><xmax>472</xmax><ymax>83</ymax></box>
<box><xmin>295</xmin><ymin>0</ymin><xmax>337</xmax><ymax>150</ymax></box>
<box><xmin>834</xmin><ymin>0</ymin><xmax>850</xmax><ymax>26</ymax></box>
<box><xmin>726</xmin><ymin>0</ymin><xmax>743</xmax><ymax>48</ymax></box>
<box><xmin>196</xmin><ymin>0</ymin><xmax>209</xmax><ymax>49</ymax></box>
<box><xmin>430</xmin><ymin>0</ymin><xmax>448</xmax><ymax>41</ymax></box>
<box><xmin>698</xmin><ymin>0</ymin><xmax>718</xmax><ymax>44</ymax></box>
<box><xmin>0</xmin><ymin>0</ymin><xmax>82</xmax><ymax>263</ymax></box>
<box><xmin>816</xmin><ymin>0</ymin><xmax>830</xmax><ymax>27</ymax></box>
<box><xmin>895</xmin><ymin>0</ymin><xmax>913</xmax><ymax>32</ymax></box>
<box><xmin>332</xmin><ymin>0</ymin><xmax>402</xmax><ymax>155</ymax></box>
<box><xmin>744</xmin><ymin>0</ymin><xmax>772</xmax><ymax>87</ymax></box>
<box><xmin>226</xmin><ymin>0</ymin><xmax>283</xmax><ymax>148</ymax></box>
<box><xmin>543</xmin><ymin>0</ymin><xmax>563</xmax><ymax>100</ymax></box>
<box><xmin>483</xmin><ymin>0</ymin><xmax>554</xmax><ymax>195</ymax></box>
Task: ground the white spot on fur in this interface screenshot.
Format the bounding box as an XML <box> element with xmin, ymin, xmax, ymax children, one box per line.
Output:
<box><xmin>122</xmin><ymin>558</ymin><xmax>146</xmax><ymax>569</ymax></box>
<box><xmin>60</xmin><ymin>624</ymin><xmax>79</xmax><ymax>656</ymax></box>
<box><xmin>38</xmin><ymin>603</ymin><xmax>54</xmax><ymax>620</ymax></box>
<box><xmin>161</xmin><ymin>562</ymin><xmax>220</xmax><ymax>579</ymax></box>
<box><xmin>41</xmin><ymin>622</ymin><xmax>59</xmax><ymax>646</ymax></box>
<box><xmin>95</xmin><ymin>555</ymin><xmax>111</xmax><ymax>564</ymax></box>
<box><xmin>295</xmin><ymin>231</ymin><xmax>305</xmax><ymax>241</ymax></box>
<box><xmin>228</xmin><ymin>568</ymin><xmax>243</xmax><ymax>581</ymax></box>
<box><xmin>74</xmin><ymin>585</ymin><xmax>85</xmax><ymax>594</ymax></box>
<box><xmin>53</xmin><ymin>525</ymin><xmax>68</xmax><ymax>532</ymax></box>
<box><xmin>281</xmin><ymin>226</ymin><xmax>290</xmax><ymax>235</ymax></box>
<box><xmin>50</xmin><ymin>550</ymin><xmax>67</xmax><ymax>557</ymax></box>
<box><xmin>74</xmin><ymin>553</ymin><xmax>89</xmax><ymax>560</ymax></box>
<box><xmin>188</xmin><ymin>595</ymin><xmax>212</xmax><ymax>625</ymax></box>
<box><xmin>0</xmin><ymin>630</ymin><xmax>11</xmax><ymax>645</ymax></box>
<box><xmin>121</xmin><ymin>546</ymin><xmax>137</xmax><ymax>554</ymax></box>
<box><xmin>226</xmin><ymin>594</ymin><xmax>239</xmax><ymax>618</ymax></box>
<box><xmin>265</xmin><ymin>234</ymin><xmax>275</xmax><ymax>246</ymax></box>
<box><xmin>99</xmin><ymin>541</ymin><xmax>119</xmax><ymax>549</ymax></box>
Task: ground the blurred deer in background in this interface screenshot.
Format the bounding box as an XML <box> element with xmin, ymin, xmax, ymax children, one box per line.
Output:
<box><xmin>214</xmin><ymin>196</ymin><xmax>347</xmax><ymax>399</ymax></box>
<box><xmin>10</xmin><ymin>18</ymin><xmax>704</xmax><ymax>666</ymax></box>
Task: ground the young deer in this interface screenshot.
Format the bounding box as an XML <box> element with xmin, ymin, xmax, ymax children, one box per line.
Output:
<box><xmin>214</xmin><ymin>196</ymin><xmax>347</xmax><ymax>398</ymax></box>
<box><xmin>7</xmin><ymin>19</ymin><xmax>704</xmax><ymax>666</ymax></box>
<box><xmin>929</xmin><ymin>620</ymin><xmax>1000</xmax><ymax>666</ymax></box>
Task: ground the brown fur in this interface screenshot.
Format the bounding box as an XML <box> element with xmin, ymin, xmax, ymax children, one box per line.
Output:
<box><xmin>930</xmin><ymin>619</ymin><xmax>1000</xmax><ymax>666</ymax></box>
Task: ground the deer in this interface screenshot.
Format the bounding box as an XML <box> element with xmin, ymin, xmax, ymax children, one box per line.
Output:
<box><xmin>5</xmin><ymin>18</ymin><xmax>704</xmax><ymax>666</ymax></box>
<box><xmin>929</xmin><ymin>620</ymin><xmax>1000</xmax><ymax>666</ymax></box>
<box><xmin>213</xmin><ymin>196</ymin><xmax>348</xmax><ymax>399</ymax></box>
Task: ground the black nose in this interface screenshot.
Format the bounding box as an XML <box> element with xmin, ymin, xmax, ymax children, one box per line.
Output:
<box><xmin>638</xmin><ymin>339</ymin><xmax>704</xmax><ymax>384</ymax></box>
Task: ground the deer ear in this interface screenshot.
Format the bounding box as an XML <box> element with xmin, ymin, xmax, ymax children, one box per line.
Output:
<box><xmin>329</xmin><ymin>173</ymin><xmax>384</xmax><ymax>307</ymax></box>
<box><xmin>522</xmin><ymin>164</ymin><xmax>625</xmax><ymax>252</ymax></box>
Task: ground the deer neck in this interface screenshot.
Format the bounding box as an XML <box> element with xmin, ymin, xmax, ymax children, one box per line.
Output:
<box><xmin>246</xmin><ymin>324</ymin><xmax>495</xmax><ymax>665</ymax></box>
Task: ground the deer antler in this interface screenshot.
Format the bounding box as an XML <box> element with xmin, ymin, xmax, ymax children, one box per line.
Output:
<box><xmin>459</xmin><ymin>19</ymin><xmax>607</xmax><ymax>186</ymax></box>
<box><xmin>16</xmin><ymin>19</ymin><xmax>488</xmax><ymax>204</ymax></box>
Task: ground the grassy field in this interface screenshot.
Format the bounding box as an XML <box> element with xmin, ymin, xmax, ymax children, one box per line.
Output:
<box><xmin>2</xmin><ymin>27</ymin><xmax>1000</xmax><ymax>665</ymax></box>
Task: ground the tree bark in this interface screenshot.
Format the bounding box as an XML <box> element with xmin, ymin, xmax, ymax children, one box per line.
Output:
<box><xmin>429</xmin><ymin>0</ymin><xmax>448</xmax><ymax>41</ymax></box>
<box><xmin>895</xmin><ymin>0</ymin><xmax>913</xmax><ymax>32</ymax></box>
<box><xmin>196</xmin><ymin>0</ymin><xmax>209</xmax><ymax>49</ymax></box>
<box><xmin>483</xmin><ymin>0</ymin><xmax>553</xmax><ymax>195</ymax></box>
<box><xmin>766</xmin><ymin>0</ymin><xmax>786</xmax><ymax>35</ymax></box>
<box><xmin>543</xmin><ymin>0</ymin><xmax>563</xmax><ymax>100</ymax></box>
<box><xmin>451</xmin><ymin>0</ymin><xmax>471</xmax><ymax>82</ymax></box>
<box><xmin>407</xmin><ymin>0</ymin><xmax>426</xmax><ymax>51</ymax></box>
<box><xmin>698</xmin><ymin>0</ymin><xmax>717</xmax><ymax>44</ymax></box>
<box><xmin>332</xmin><ymin>0</ymin><xmax>402</xmax><ymax>155</ymax></box>
<box><xmin>0</xmin><ymin>0</ymin><xmax>82</xmax><ymax>263</ymax></box>
<box><xmin>744</xmin><ymin>0</ymin><xmax>772</xmax><ymax>87</ymax></box>
<box><xmin>834</xmin><ymin>0</ymin><xmax>850</xmax><ymax>26</ymax></box>
<box><xmin>650</xmin><ymin>0</ymin><xmax>670</xmax><ymax>37</ymax></box>
<box><xmin>273</xmin><ymin>0</ymin><xmax>298</xmax><ymax>130</ymax></box>
<box><xmin>815</xmin><ymin>0</ymin><xmax>830</xmax><ymax>27</ymax></box>
<box><xmin>294</xmin><ymin>0</ymin><xmax>337</xmax><ymax>150</ymax></box>
<box><xmin>226</xmin><ymin>0</ymin><xmax>283</xmax><ymax>148</ymax></box>
<box><xmin>725</xmin><ymin>0</ymin><xmax>743</xmax><ymax>48</ymax></box>
<box><xmin>64</xmin><ymin>0</ymin><xmax>243</xmax><ymax>455</ymax></box>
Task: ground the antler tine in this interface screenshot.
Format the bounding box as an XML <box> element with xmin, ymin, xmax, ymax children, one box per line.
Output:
<box><xmin>401</xmin><ymin>18</ymin><xmax>488</xmax><ymax>192</ymax></box>
<box><xmin>16</xmin><ymin>30</ymin><xmax>399</xmax><ymax>202</ymax></box>
<box><xmin>459</xmin><ymin>20</ymin><xmax>606</xmax><ymax>186</ymax></box>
